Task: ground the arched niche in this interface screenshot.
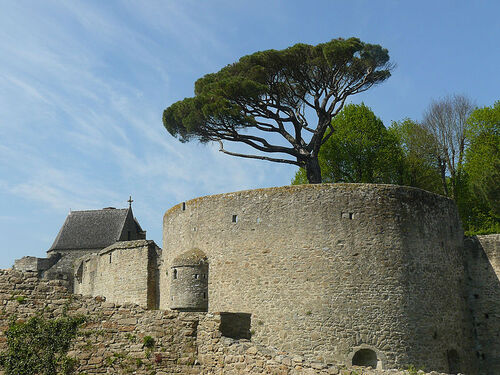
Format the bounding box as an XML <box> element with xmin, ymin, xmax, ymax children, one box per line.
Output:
<box><xmin>348</xmin><ymin>344</ymin><xmax>385</xmax><ymax>370</ymax></box>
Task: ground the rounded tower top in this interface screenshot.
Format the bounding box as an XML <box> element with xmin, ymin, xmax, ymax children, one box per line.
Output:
<box><xmin>172</xmin><ymin>248</ymin><xmax>208</xmax><ymax>267</ymax></box>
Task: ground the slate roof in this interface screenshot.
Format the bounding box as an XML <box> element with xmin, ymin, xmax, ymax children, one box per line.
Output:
<box><xmin>49</xmin><ymin>208</ymin><xmax>130</xmax><ymax>251</ymax></box>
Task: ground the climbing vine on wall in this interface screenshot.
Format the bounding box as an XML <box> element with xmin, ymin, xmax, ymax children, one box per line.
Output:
<box><xmin>0</xmin><ymin>313</ymin><xmax>85</xmax><ymax>375</ymax></box>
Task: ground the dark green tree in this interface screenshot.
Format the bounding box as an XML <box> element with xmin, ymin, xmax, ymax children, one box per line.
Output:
<box><xmin>292</xmin><ymin>103</ymin><xmax>402</xmax><ymax>184</ymax></box>
<box><xmin>163</xmin><ymin>38</ymin><xmax>393</xmax><ymax>183</ymax></box>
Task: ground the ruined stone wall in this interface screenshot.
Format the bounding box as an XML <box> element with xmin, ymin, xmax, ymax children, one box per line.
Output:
<box><xmin>74</xmin><ymin>240</ymin><xmax>161</xmax><ymax>309</ymax></box>
<box><xmin>197</xmin><ymin>313</ymin><xmax>455</xmax><ymax>375</ymax></box>
<box><xmin>162</xmin><ymin>184</ymin><xmax>475</xmax><ymax>373</ymax></box>
<box><xmin>13</xmin><ymin>254</ymin><xmax>60</xmax><ymax>273</ymax></box>
<box><xmin>0</xmin><ymin>269</ymin><xmax>199</xmax><ymax>374</ymax></box>
<box><xmin>44</xmin><ymin>248</ymin><xmax>101</xmax><ymax>281</ymax></box>
<box><xmin>0</xmin><ymin>270</ymin><xmax>457</xmax><ymax>375</ymax></box>
<box><xmin>465</xmin><ymin>234</ymin><xmax>500</xmax><ymax>375</ymax></box>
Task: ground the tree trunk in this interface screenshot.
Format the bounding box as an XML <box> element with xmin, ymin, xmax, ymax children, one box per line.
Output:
<box><xmin>305</xmin><ymin>157</ymin><xmax>322</xmax><ymax>184</ymax></box>
<box><xmin>438</xmin><ymin>156</ymin><xmax>449</xmax><ymax>197</ymax></box>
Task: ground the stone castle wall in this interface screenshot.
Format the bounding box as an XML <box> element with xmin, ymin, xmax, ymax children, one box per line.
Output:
<box><xmin>74</xmin><ymin>240</ymin><xmax>161</xmax><ymax>309</ymax></box>
<box><xmin>44</xmin><ymin>248</ymin><xmax>102</xmax><ymax>288</ymax></box>
<box><xmin>0</xmin><ymin>269</ymin><xmax>457</xmax><ymax>375</ymax></box>
<box><xmin>161</xmin><ymin>184</ymin><xmax>475</xmax><ymax>373</ymax></box>
<box><xmin>13</xmin><ymin>254</ymin><xmax>60</xmax><ymax>273</ymax></box>
<box><xmin>465</xmin><ymin>234</ymin><xmax>500</xmax><ymax>374</ymax></box>
<box><xmin>0</xmin><ymin>269</ymin><xmax>199</xmax><ymax>374</ymax></box>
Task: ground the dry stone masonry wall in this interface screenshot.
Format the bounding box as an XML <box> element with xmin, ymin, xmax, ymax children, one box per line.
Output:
<box><xmin>197</xmin><ymin>313</ymin><xmax>457</xmax><ymax>375</ymax></box>
<box><xmin>0</xmin><ymin>269</ymin><xmax>199</xmax><ymax>374</ymax></box>
<box><xmin>162</xmin><ymin>184</ymin><xmax>475</xmax><ymax>373</ymax></box>
<box><xmin>4</xmin><ymin>184</ymin><xmax>500</xmax><ymax>374</ymax></box>
<box><xmin>464</xmin><ymin>234</ymin><xmax>500</xmax><ymax>374</ymax></box>
<box><xmin>0</xmin><ymin>270</ymin><xmax>459</xmax><ymax>375</ymax></box>
<box><xmin>74</xmin><ymin>240</ymin><xmax>161</xmax><ymax>309</ymax></box>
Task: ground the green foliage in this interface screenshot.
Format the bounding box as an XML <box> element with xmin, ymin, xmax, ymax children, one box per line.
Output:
<box><xmin>105</xmin><ymin>351</ymin><xmax>144</xmax><ymax>373</ymax></box>
<box><xmin>406</xmin><ymin>364</ymin><xmax>424</xmax><ymax>375</ymax></box>
<box><xmin>460</xmin><ymin>101</ymin><xmax>500</xmax><ymax>234</ymax></box>
<box><xmin>292</xmin><ymin>104</ymin><xmax>403</xmax><ymax>184</ymax></box>
<box><xmin>164</xmin><ymin>37</ymin><xmax>393</xmax><ymax>183</ymax></box>
<box><xmin>125</xmin><ymin>333</ymin><xmax>137</xmax><ymax>342</ymax></box>
<box><xmin>389</xmin><ymin>119</ymin><xmax>443</xmax><ymax>194</ymax></box>
<box><xmin>11</xmin><ymin>295</ymin><xmax>26</xmax><ymax>304</ymax></box>
<box><xmin>464</xmin><ymin>102</ymin><xmax>500</xmax><ymax>214</ymax></box>
<box><xmin>0</xmin><ymin>313</ymin><xmax>85</xmax><ymax>375</ymax></box>
<box><xmin>142</xmin><ymin>335</ymin><xmax>156</xmax><ymax>360</ymax></box>
<box><xmin>142</xmin><ymin>335</ymin><xmax>155</xmax><ymax>349</ymax></box>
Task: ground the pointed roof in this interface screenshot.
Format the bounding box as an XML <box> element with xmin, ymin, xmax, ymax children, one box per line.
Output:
<box><xmin>49</xmin><ymin>208</ymin><xmax>130</xmax><ymax>251</ymax></box>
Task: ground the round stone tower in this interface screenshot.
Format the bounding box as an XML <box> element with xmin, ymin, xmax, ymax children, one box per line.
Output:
<box><xmin>170</xmin><ymin>248</ymin><xmax>208</xmax><ymax>311</ymax></box>
<box><xmin>161</xmin><ymin>184</ymin><xmax>475</xmax><ymax>373</ymax></box>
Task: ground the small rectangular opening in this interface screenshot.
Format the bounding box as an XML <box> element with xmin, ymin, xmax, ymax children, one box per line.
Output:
<box><xmin>219</xmin><ymin>312</ymin><xmax>251</xmax><ymax>339</ymax></box>
<box><xmin>109</xmin><ymin>254</ymin><xmax>112</xmax><ymax>263</ymax></box>
<box><xmin>232</xmin><ymin>215</ymin><xmax>238</xmax><ymax>223</ymax></box>
<box><xmin>182</xmin><ymin>202</ymin><xmax>186</xmax><ymax>211</ymax></box>
<box><xmin>342</xmin><ymin>212</ymin><xmax>354</xmax><ymax>219</ymax></box>
<box><xmin>194</xmin><ymin>274</ymin><xmax>199</xmax><ymax>279</ymax></box>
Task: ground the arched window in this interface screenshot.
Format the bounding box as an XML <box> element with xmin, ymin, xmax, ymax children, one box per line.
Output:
<box><xmin>173</xmin><ymin>268</ymin><xmax>177</xmax><ymax>280</ymax></box>
<box><xmin>352</xmin><ymin>348</ymin><xmax>378</xmax><ymax>368</ymax></box>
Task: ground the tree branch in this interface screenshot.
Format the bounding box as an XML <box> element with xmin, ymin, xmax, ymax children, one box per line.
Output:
<box><xmin>217</xmin><ymin>140</ymin><xmax>301</xmax><ymax>166</ymax></box>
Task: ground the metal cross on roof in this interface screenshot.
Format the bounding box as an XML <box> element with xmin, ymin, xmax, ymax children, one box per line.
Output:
<box><xmin>128</xmin><ymin>196</ymin><xmax>133</xmax><ymax>208</ymax></box>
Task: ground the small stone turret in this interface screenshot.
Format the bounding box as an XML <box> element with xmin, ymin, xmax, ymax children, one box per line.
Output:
<box><xmin>170</xmin><ymin>248</ymin><xmax>208</xmax><ymax>311</ymax></box>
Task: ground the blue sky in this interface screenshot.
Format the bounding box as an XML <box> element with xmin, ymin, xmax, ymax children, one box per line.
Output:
<box><xmin>0</xmin><ymin>0</ymin><xmax>499</xmax><ymax>268</ymax></box>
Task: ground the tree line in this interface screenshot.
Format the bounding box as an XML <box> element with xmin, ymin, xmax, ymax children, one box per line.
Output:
<box><xmin>291</xmin><ymin>98</ymin><xmax>499</xmax><ymax>235</ymax></box>
<box><xmin>162</xmin><ymin>37</ymin><xmax>498</xmax><ymax>235</ymax></box>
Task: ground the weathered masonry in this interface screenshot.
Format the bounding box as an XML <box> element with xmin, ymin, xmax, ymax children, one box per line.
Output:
<box><xmin>464</xmin><ymin>234</ymin><xmax>500</xmax><ymax>375</ymax></box>
<box><xmin>9</xmin><ymin>184</ymin><xmax>500</xmax><ymax>374</ymax></box>
<box><xmin>2</xmin><ymin>269</ymin><xmax>474</xmax><ymax>375</ymax></box>
<box><xmin>74</xmin><ymin>240</ymin><xmax>161</xmax><ymax>309</ymax></box>
<box><xmin>161</xmin><ymin>184</ymin><xmax>481</xmax><ymax>373</ymax></box>
<box><xmin>170</xmin><ymin>248</ymin><xmax>209</xmax><ymax>311</ymax></box>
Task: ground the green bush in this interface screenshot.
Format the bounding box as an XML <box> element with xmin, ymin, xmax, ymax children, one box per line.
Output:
<box><xmin>0</xmin><ymin>313</ymin><xmax>85</xmax><ymax>375</ymax></box>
